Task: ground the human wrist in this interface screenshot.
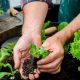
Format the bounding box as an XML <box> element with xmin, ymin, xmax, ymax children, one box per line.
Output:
<box><xmin>52</xmin><ymin>31</ymin><xmax>68</xmax><ymax>45</ymax></box>
<box><xmin>22</xmin><ymin>25</ymin><xmax>41</xmax><ymax>38</ymax></box>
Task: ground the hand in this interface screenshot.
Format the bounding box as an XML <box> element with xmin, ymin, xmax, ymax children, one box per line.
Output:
<box><xmin>13</xmin><ymin>32</ymin><xmax>41</xmax><ymax>80</ymax></box>
<box><xmin>37</xmin><ymin>34</ymin><xmax>64</xmax><ymax>74</ymax></box>
<box><xmin>10</xmin><ymin>8</ymin><xmax>19</xmax><ymax>16</ymax></box>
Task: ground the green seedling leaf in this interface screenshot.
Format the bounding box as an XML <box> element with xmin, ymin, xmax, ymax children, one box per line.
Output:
<box><xmin>0</xmin><ymin>63</ymin><xmax>18</xmax><ymax>79</ymax></box>
<box><xmin>42</xmin><ymin>21</ymin><xmax>52</xmax><ymax>29</ymax></box>
<box><xmin>0</xmin><ymin>48</ymin><xmax>10</xmax><ymax>62</ymax></box>
<box><xmin>0</xmin><ymin>72</ymin><xmax>11</xmax><ymax>78</ymax></box>
<box><xmin>0</xmin><ymin>63</ymin><xmax>13</xmax><ymax>72</ymax></box>
<box><xmin>29</xmin><ymin>44</ymin><xmax>48</xmax><ymax>58</ymax></box>
<box><xmin>42</xmin><ymin>21</ymin><xmax>52</xmax><ymax>43</ymax></box>
<box><xmin>39</xmin><ymin>47</ymin><xmax>48</xmax><ymax>58</ymax></box>
<box><xmin>70</xmin><ymin>40</ymin><xmax>80</xmax><ymax>60</ymax></box>
<box><xmin>70</xmin><ymin>30</ymin><xmax>80</xmax><ymax>60</ymax></box>
<box><xmin>74</xmin><ymin>30</ymin><xmax>80</xmax><ymax>41</ymax></box>
<box><xmin>6</xmin><ymin>42</ymin><xmax>15</xmax><ymax>52</ymax></box>
<box><xmin>58</xmin><ymin>22</ymin><xmax>68</xmax><ymax>31</ymax></box>
<box><xmin>0</xmin><ymin>70</ymin><xmax>18</xmax><ymax>79</ymax></box>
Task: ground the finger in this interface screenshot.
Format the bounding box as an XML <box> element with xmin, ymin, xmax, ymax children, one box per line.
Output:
<box><xmin>38</xmin><ymin>57</ymin><xmax>63</xmax><ymax>69</ymax></box>
<box><xmin>42</xmin><ymin>40</ymin><xmax>50</xmax><ymax>50</ymax></box>
<box><xmin>50</xmin><ymin>67</ymin><xmax>61</xmax><ymax>74</ymax></box>
<box><xmin>29</xmin><ymin>74</ymin><xmax>35</xmax><ymax>80</ymax></box>
<box><xmin>34</xmin><ymin>69</ymin><xmax>40</xmax><ymax>74</ymax></box>
<box><xmin>33</xmin><ymin>35</ymin><xmax>42</xmax><ymax>47</ymax></box>
<box><xmin>37</xmin><ymin>51</ymin><xmax>61</xmax><ymax>65</ymax></box>
<box><xmin>13</xmin><ymin>49</ymin><xmax>21</xmax><ymax>69</ymax></box>
<box><xmin>34</xmin><ymin>73</ymin><xmax>39</xmax><ymax>79</ymax></box>
<box><xmin>19</xmin><ymin>66</ymin><xmax>28</xmax><ymax>79</ymax></box>
<box><xmin>40</xmin><ymin>66</ymin><xmax>59</xmax><ymax>73</ymax></box>
<box><xmin>33</xmin><ymin>69</ymin><xmax>40</xmax><ymax>79</ymax></box>
<box><xmin>39</xmin><ymin>62</ymin><xmax>61</xmax><ymax>73</ymax></box>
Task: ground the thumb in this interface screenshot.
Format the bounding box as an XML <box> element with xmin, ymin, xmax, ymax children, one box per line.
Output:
<box><xmin>42</xmin><ymin>39</ymin><xmax>50</xmax><ymax>50</ymax></box>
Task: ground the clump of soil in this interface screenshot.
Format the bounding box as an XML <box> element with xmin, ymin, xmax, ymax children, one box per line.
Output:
<box><xmin>22</xmin><ymin>56</ymin><xmax>38</xmax><ymax>76</ymax></box>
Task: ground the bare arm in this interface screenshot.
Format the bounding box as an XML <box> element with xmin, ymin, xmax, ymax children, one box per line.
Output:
<box><xmin>22</xmin><ymin>1</ymin><xmax>48</xmax><ymax>36</ymax></box>
<box><xmin>55</xmin><ymin>14</ymin><xmax>80</xmax><ymax>45</ymax></box>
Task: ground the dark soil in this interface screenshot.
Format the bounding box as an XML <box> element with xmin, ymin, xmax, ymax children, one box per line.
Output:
<box><xmin>22</xmin><ymin>56</ymin><xmax>37</xmax><ymax>76</ymax></box>
<box><xmin>22</xmin><ymin>54</ymin><xmax>80</xmax><ymax>80</ymax></box>
<box><xmin>36</xmin><ymin>54</ymin><xmax>80</xmax><ymax>80</ymax></box>
<box><xmin>1</xmin><ymin>53</ymin><xmax>80</xmax><ymax>80</ymax></box>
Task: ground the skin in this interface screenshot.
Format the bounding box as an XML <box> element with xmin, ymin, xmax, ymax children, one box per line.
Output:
<box><xmin>13</xmin><ymin>1</ymin><xmax>80</xmax><ymax>80</ymax></box>
<box><xmin>8</xmin><ymin>7</ymin><xmax>19</xmax><ymax>16</ymax></box>
<box><xmin>37</xmin><ymin>14</ymin><xmax>80</xmax><ymax>74</ymax></box>
<box><xmin>13</xmin><ymin>1</ymin><xmax>48</xmax><ymax>80</ymax></box>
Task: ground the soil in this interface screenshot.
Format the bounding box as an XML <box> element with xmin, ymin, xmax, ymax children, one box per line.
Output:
<box><xmin>36</xmin><ymin>54</ymin><xmax>80</xmax><ymax>80</ymax></box>
<box><xmin>22</xmin><ymin>54</ymin><xmax>80</xmax><ymax>80</ymax></box>
<box><xmin>22</xmin><ymin>56</ymin><xmax>37</xmax><ymax>76</ymax></box>
<box><xmin>0</xmin><ymin>53</ymin><xmax>80</xmax><ymax>80</ymax></box>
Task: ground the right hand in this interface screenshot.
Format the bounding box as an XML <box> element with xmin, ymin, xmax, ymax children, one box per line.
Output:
<box><xmin>13</xmin><ymin>32</ymin><xmax>42</xmax><ymax>80</ymax></box>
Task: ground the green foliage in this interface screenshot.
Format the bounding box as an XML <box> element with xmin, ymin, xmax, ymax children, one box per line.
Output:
<box><xmin>64</xmin><ymin>43</ymin><xmax>70</xmax><ymax>53</ymax></box>
<box><xmin>0</xmin><ymin>48</ymin><xmax>10</xmax><ymax>63</ymax></box>
<box><xmin>0</xmin><ymin>43</ymin><xmax>18</xmax><ymax>79</ymax></box>
<box><xmin>70</xmin><ymin>30</ymin><xmax>80</xmax><ymax>60</ymax></box>
<box><xmin>0</xmin><ymin>63</ymin><xmax>13</xmax><ymax>72</ymax></box>
<box><xmin>0</xmin><ymin>8</ymin><xmax>3</xmax><ymax>16</ymax></box>
<box><xmin>41</xmin><ymin>21</ymin><xmax>52</xmax><ymax>43</ymax></box>
<box><xmin>58</xmin><ymin>22</ymin><xmax>68</xmax><ymax>31</ymax></box>
<box><xmin>0</xmin><ymin>63</ymin><xmax>18</xmax><ymax>79</ymax></box>
<box><xmin>70</xmin><ymin>41</ymin><xmax>80</xmax><ymax>60</ymax></box>
<box><xmin>29</xmin><ymin>44</ymin><xmax>48</xmax><ymax>58</ymax></box>
<box><xmin>0</xmin><ymin>43</ymin><xmax>15</xmax><ymax>63</ymax></box>
<box><xmin>42</xmin><ymin>21</ymin><xmax>52</xmax><ymax>29</ymax></box>
<box><xmin>6</xmin><ymin>43</ymin><xmax>16</xmax><ymax>52</ymax></box>
<box><xmin>74</xmin><ymin>30</ymin><xmax>80</xmax><ymax>41</ymax></box>
<box><xmin>0</xmin><ymin>71</ymin><xmax>18</xmax><ymax>79</ymax></box>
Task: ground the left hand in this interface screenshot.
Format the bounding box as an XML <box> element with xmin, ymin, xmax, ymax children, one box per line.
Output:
<box><xmin>37</xmin><ymin>35</ymin><xmax>64</xmax><ymax>74</ymax></box>
<box><xmin>9</xmin><ymin>8</ymin><xmax>19</xmax><ymax>16</ymax></box>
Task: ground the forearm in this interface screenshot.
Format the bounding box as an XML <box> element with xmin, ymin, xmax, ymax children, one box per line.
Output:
<box><xmin>22</xmin><ymin>1</ymin><xmax>48</xmax><ymax>35</ymax></box>
<box><xmin>55</xmin><ymin>14</ymin><xmax>80</xmax><ymax>45</ymax></box>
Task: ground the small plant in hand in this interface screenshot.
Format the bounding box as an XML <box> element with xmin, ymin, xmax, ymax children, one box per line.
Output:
<box><xmin>22</xmin><ymin>21</ymin><xmax>51</xmax><ymax>76</ymax></box>
<box><xmin>22</xmin><ymin>44</ymin><xmax>48</xmax><ymax>76</ymax></box>
<box><xmin>1</xmin><ymin>21</ymin><xmax>80</xmax><ymax>80</ymax></box>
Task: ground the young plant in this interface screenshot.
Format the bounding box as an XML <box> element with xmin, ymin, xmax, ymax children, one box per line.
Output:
<box><xmin>41</xmin><ymin>21</ymin><xmax>52</xmax><ymax>43</ymax></box>
<box><xmin>29</xmin><ymin>44</ymin><xmax>48</xmax><ymax>58</ymax></box>
<box><xmin>70</xmin><ymin>30</ymin><xmax>80</xmax><ymax>60</ymax></box>
<box><xmin>58</xmin><ymin>22</ymin><xmax>68</xmax><ymax>31</ymax></box>
<box><xmin>0</xmin><ymin>43</ymin><xmax>20</xmax><ymax>79</ymax></box>
<box><xmin>0</xmin><ymin>43</ymin><xmax>15</xmax><ymax>63</ymax></box>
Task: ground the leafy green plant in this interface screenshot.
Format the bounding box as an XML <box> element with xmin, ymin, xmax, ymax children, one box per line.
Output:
<box><xmin>29</xmin><ymin>44</ymin><xmax>48</xmax><ymax>58</ymax></box>
<box><xmin>0</xmin><ymin>43</ymin><xmax>18</xmax><ymax>79</ymax></box>
<box><xmin>0</xmin><ymin>8</ymin><xmax>3</xmax><ymax>16</ymax></box>
<box><xmin>70</xmin><ymin>30</ymin><xmax>80</xmax><ymax>60</ymax></box>
<box><xmin>70</xmin><ymin>41</ymin><xmax>80</xmax><ymax>60</ymax></box>
<box><xmin>0</xmin><ymin>48</ymin><xmax>10</xmax><ymax>63</ymax></box>
<box><xmin>58</xmin><ymin>22</ymin><xmax>68</xmax><ymax>31</ymax></box>
<box><xmin>6</xmin><ymin>43</ymin><xmax>16</xmax><ymax>52</ymax></box>
<box><xmin>41</xmin><ymin>21</ymin><xmax>52</xmax><ymax>43</ymax></box>
<box><xmin>0</xmin><ymin>43</ymin><xmax>15</xmax><ymax>63</ymax></box>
